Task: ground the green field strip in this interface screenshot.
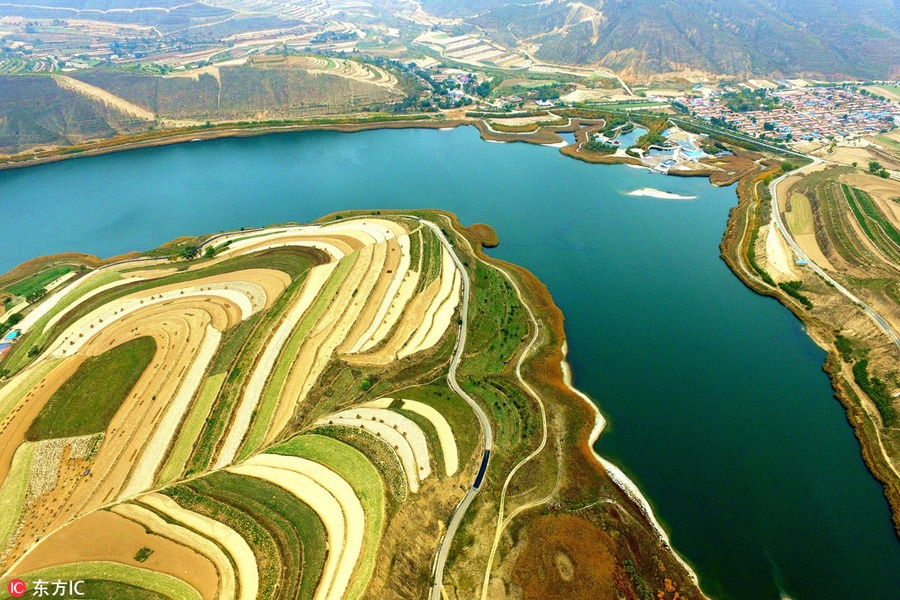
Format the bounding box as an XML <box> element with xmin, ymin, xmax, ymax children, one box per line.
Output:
<box><xmin>0</xmin><ymin>442</ymin><xmax>37</xmax><ymax>548</ymax></box>
<box><xmin>209</xmin><ymin>315</ymin><xmax>263</xmax><ymax>377</ymax></box>
<box><xmin>785</xmin><ymin>193</ymin><xmax>814</xmax><ymax>235</ymax></box>
<box><xmin>26</xmin><ymin>337</ymin><xmax>157</xmax><ymax>441</ymax></box>
<box><xmin>203</xmin><ymin>471</ymin><xmax>328</xmax><ymax>600</ymax></box>
<box><xmin>842</xmin><ymin>184</ymin><xmax>900</xmax><ymax>263</ymax></box>
<box><xmin>163</xmin><ymin>483</ymin><xmax>281</xmax><ymax>600</ymax></box>
<box><xmin>0</xmin><ymin>357</ymin><xmax>63</xmax><ymax>421</ymax></box>
<box><xmin>5</xmin><ymin>561</ymin><xmax>202</xmax><ymax>600</ymax></box>
<box><xmin>269</xmin><ymin>434</ymin><xmax>385</xmax><ymax>600</ymax></box>
<box><xmin>407</xmin><ymin>229</ymin><xmax>422</xmax><ymax>270</ymax></box>
<box><xmin>6</xmin><ymin>265</ymin><xmax>74</xmax><ymax>297</ymax></box>
<box><xmin>419</xmin><ymin>228</ymin><xmax>443</xmax><ymax>289</ymax></box>
<box><xmin>308</xmin><ymin>424</ymin><xmax>408</xmax><ymax>503</ymax></box>
<box><xmin>464</xmin><ymin>261</ymin><xmax>528</xmax><ymax>374</ymax></box>
<box><xmin>236</xmin><ymin>255</ymin><xmax>356</xmax><ymax>462</ymax></box>
<box><xmin>157</xmin><ymin>372</ymin><xmax>227</xmax><ymax>485</ymax></box>
<box><xmin>850</xmin><ymin>186</ymin><xmax>900</xmax><ymax>248</ymax></box>
<box><xmin>843</xmin><ymin>184</ymin><xmax>880</xmax><ymax>243</ymax></box>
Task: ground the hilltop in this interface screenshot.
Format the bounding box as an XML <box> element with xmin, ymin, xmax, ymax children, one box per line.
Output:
<box><xmin>415</xmin><ymin>0</ymin><xmax>900</xmax><ymax>80</ymax></box>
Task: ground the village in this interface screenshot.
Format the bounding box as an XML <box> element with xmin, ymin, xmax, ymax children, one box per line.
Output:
<box><xmin>676</xmin><ymin>83</ymin><xmax>900</xmax><ymax>143</ymax></box>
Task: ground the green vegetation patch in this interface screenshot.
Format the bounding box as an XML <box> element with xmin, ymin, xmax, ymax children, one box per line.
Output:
<box><xmin>778</xmin><ymin>280</ymin><xmax>813</xmax><ymax>309</ymax></box>
<box><xmin>7</xmin><ymin>561</ymin><xmax>202</xmax><ymax>600</ymax></box>
<box><xmin>26</xmin><ymin>337</ymin><xmax>157</xmax><ymax>441</ymax></box>
<box><xmin>835</xmin><ymin>335</ymin><xmax>854</xmax><ymax>361</ymax></box>
<box><xmin>163</xmin><ymin>483</ymin><xmax>281</xmax><ymax>600</ymax></box>
<box><xmin>852</xmin><ymin>359</ymin><xmax>896</xmax><ymax>426</ymax></box>
<box><xmin>465</xmin><ymin>261</ymin><xmax>528</xmax><ymax>373</ymax></box>
<box><xmin>268</xmin><ymin>434</ymin><xmax>385</xmax><ymax>600</ymax></box>
<box><xmin>195</xmin><ymin>471</ymin><xmax>328</xmax><ymax>600</ymax></box>
<box><xmin>133</xmin><ymin>547</ymin><xmax>154</xmax><ymax>563</ymax></box>
<box><xmin>5</xmin><ymin>265</ymin><xmax>74</xmax><ymax>297</ymax></box>
<box><xmin>0</xmin><ymin>442</ymin><xmax>37</xmax><ymax>548</ymax></box>
<box><xmin>785</xmin><ymin>193</ymin><xmax>814</xmax><ymax>235</ymax></box>
<box><xmin>309</xmin><ymin>425</ymin><xmax>407</xmax><ymax>503</ymax></box>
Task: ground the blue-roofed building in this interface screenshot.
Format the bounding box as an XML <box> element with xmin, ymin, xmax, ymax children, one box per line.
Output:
<box><xmin>4</xmin><ymin>330</ymin><xmax>19</xmax><ymax>341</ymax></box>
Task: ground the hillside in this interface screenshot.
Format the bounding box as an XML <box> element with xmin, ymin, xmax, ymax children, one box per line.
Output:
<box><xmin>0</xmin><ymin>61</ymin><xmax>402</xmax><ymax>154</ymax></box>
<box><xmin>415</xmin><ymin>0</ymin><xmax>900</xmax><ymax>80</ymax></box>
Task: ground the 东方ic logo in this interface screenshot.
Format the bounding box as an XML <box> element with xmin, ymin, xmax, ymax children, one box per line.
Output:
<box><xmin>8</xmin><ymin>579</ymin><xmax>26</xmax><ymax>597</ymax></box>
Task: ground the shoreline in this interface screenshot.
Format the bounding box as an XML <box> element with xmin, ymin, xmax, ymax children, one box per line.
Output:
<box><xmin>436</xmin><ymin>210</ymin><xmax>708</xmax><ymax>597</ymax></box>
<box><xmin>559</xmin><ymin>341</ymin><xmax>704</xmax><ymax>590</ymax></box>
<box><xmin>0</xmin><ymin>115</ymin><xmax>644</xmax><ymax>174</ymax></box>
<box><xmin>718</xmin><ymin>172</ymin><xmax>900</xmax><ymax>538</ymax></box>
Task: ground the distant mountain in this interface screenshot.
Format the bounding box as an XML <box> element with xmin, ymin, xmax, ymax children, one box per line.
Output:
<box><xmin>415</xmin><ymin>0</ymin><xmax>900</xmax><ymax>80</ymax></box>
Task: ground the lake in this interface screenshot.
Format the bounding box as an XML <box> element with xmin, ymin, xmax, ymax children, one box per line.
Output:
<box><xmin>1</xmin><ymin>126</ymin><xmax>898</xmax><ymax>599</ymax></box>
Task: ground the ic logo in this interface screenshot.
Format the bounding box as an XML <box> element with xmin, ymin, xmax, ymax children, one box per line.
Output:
<box><xmin>8</xmin><ymin>579</ymin><xmax>26</xmax><ymax>597</ymax></box>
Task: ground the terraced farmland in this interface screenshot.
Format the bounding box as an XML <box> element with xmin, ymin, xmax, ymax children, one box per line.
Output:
<box><xmin>0</xmin><ymin>211</ymin><xmax>704</xmax><ymax>599</ymax></box>
<box><xmin>0</xmin><ymin>215</ymin><xmax>473</xmax><ymax>599</ymax></box>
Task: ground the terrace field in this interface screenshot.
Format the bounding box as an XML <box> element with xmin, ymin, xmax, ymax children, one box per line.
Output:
<box><xmin>0</xmin><ymin>211</ymin><xmax>703</xmax><ymax>599</ymax></box>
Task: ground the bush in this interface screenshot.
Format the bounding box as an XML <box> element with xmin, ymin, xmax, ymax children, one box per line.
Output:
<box><xmin>834</xmin><ymin>335</ymin><xmax>853</xmax><ymax>361</ymax></box>
<box><xmin>852</xmin><ymin>359</ymin><xmax>896</xmax><ymax>426</ymax></box>
<box><xmin>778</xmin><ymin>280</ymin><xmax>813</xmax><ymax>309</ymax></box>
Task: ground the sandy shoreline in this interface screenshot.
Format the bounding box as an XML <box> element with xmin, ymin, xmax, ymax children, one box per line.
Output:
<box><xmin>559</xmin><ymin>342</ymin><xmax>704</xmax><ymax>590</ymax></box>
<box><xmin>627</xmin><ymin>188</ymin><xmax>697</xmax><ymax>200</ymax></box>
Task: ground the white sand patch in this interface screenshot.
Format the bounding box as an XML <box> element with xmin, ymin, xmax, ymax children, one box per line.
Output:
<box><xmin>140</xmin><ymin>493</ymin><xmax>259</xmax><ymax>600</ymax></box>
<box><xmin>122</xmin><ymin>325</ymin><xmax>222</xmax><ymax>497</ymax></box>
<box><xmin>213</xmin><ymin>262</ymin><xmax>338</xmax><ymax>468</ymax></box>
<box><xmin>410</xmin><ymin>268</ymin><xmax>460</xmax><ymax>355</ymax></box>
<box><xmin>112</xmin><ymin>503</ymin><xmax>236</xmax><ymax>600</ymax></box>
<box><xmin>627</xmin><ymin>188</ymin><xmax>697</xmax><ymax>200</ymax></box>
<box><xmin>357</xmin><ymin>260</ymin><xmax>421</xmax><ymax>354</ymax></box>
<box><xmin>319</xmin><ymin>407</ymin><xmax>430</xmax><ymax>490</ymax></box>
<box><xmin>402</xmin><ymin>400</ymin><xmax>458</xmax><ymax>476</ymax></box>
<box><xmin>235</xmin><ymin>453</ymin><xmax>366</xmax><ymax>600</ymax></box>
<box><xmin>763</xmin><ymin>224</ymin><xmax>796</xmax><ymax>280</ymax></box>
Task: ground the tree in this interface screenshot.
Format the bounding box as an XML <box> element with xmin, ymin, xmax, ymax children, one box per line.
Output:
<box><xmin>781</xmin><ymin>162</ymin><xmax>796</xmax><ymax>173</ymax></box>
<box><xmin>870</xmin><ymin>160</ymin><xmax>883</xmax><ymax>174</ymax></box>
<box><xmin>763</xmin><ymin>122</ymin><xmax>776</xmax><ymax>131</ymax></box>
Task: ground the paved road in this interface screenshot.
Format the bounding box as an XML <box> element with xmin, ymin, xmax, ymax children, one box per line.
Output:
<box><xmin>414</xmin><ymin>218</ymin><xmax>493</xmax><ymax>600</ymax></box>
<box><xmin>769</xmin><ymin>159</ymin><xmax>900</xmax><ymax>350</ymax></box>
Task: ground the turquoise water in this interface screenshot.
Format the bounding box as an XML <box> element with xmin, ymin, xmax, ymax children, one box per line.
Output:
<box><xmin>1</xmin><ymin>127</ymin><xmax>899</xmax><ymax>599</ymax></box>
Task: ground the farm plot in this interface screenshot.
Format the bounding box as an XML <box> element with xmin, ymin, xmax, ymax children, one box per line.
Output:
<box><xmin>0</xmin><ymin>216</ymin><xmax>473</xmax><ymax>599</ymax></box>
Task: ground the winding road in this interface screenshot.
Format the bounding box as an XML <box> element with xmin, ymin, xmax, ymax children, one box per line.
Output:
<box><xmin>414</xmin><ymin>218</ymin><xmax>493</xmax><ymax>600</ymax></box>
<box><xmin>769</xmin><ymin>159</ymin><xmax>900</xmax><ymax>350</ymax></box>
